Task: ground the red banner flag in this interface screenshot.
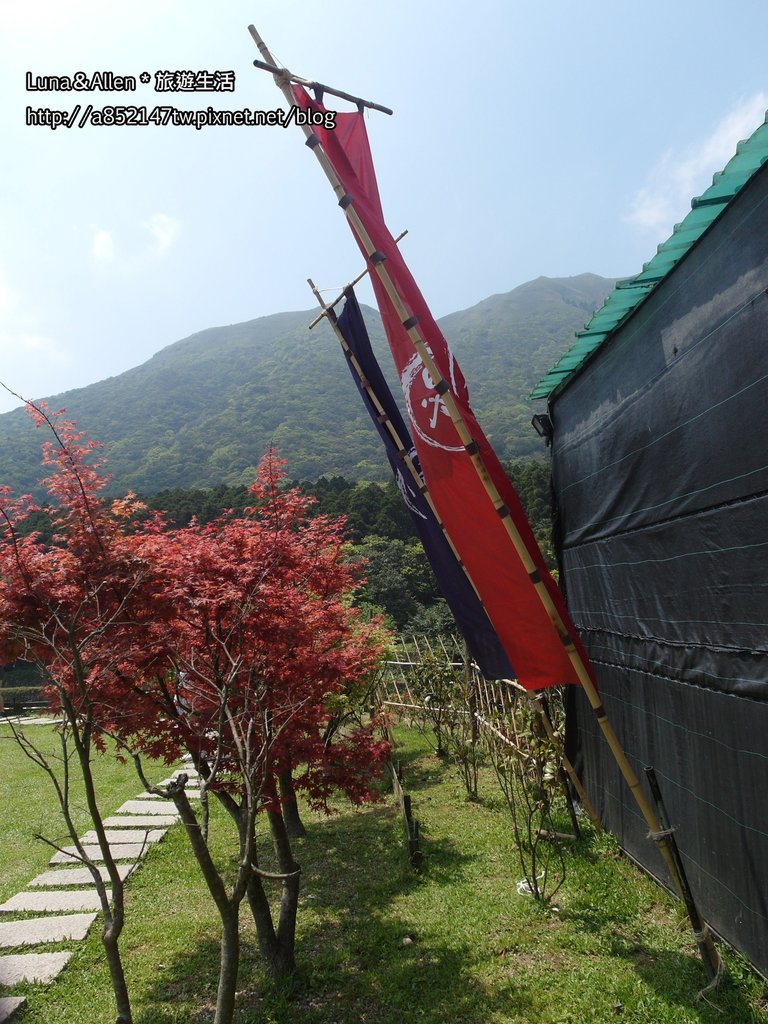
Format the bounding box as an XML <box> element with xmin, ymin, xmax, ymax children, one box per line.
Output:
<box><xmin>296</xmin><ymin>88</ymin><xmax>593</xmax><ymax>690</ymax></box>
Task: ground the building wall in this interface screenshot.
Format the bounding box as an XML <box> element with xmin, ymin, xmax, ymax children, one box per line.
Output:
<box><xmin>551</xmin><ymin>163</ymin><xmax>768</xmax><ymax>974</ymax></box>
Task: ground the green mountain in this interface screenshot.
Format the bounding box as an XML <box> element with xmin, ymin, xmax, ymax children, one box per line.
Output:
<box><xmin>0</xmin><ymin>274</ymin><xmax>613</xmax><ymax>495</ymax></box>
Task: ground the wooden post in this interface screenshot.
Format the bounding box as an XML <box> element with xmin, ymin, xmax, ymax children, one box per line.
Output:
<box><xmin>390</xmin><ymin>762</ymin><xmax>422</xmax><ymax>868</ymax></box>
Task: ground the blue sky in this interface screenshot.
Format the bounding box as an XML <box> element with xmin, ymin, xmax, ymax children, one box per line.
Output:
<box><xmin>1</xmin><ymin>0</ymin><xmax>767</xmax><ymax>413</ymax></box>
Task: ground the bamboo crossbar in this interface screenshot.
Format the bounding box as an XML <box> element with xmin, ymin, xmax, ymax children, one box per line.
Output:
<box><xmin>249</xmin><ymin>22</ymin><xmax>721</xmax><ymax>980</ymax></box>
<box><xmin>382</xmin><ymin>699</ymin><xmax>434</xmax><ymax>713</ymax></box>
<box><xmin>307</xmin><ymin>230</ymin><xmax>408</xmax><ymax>330</ymax></box>
<box><xmin>472</xmin><ymin>711</ymin><xmax>520</xmax><ymax>750</ymax></box>
<box><xmin>249</xmin><ymin>53</ymin><xmax>393</xmax><ymax>115</ymax></box>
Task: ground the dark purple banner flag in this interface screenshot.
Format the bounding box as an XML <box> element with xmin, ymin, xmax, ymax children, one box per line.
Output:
<box><xmin>336</xmin><ymin>290</ymin><xmax>513</xmax><ymax>679</ymax></box>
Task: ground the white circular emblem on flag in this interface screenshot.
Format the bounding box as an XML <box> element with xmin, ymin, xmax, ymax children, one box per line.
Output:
<box><xmin>401</xmin><ymin>350</ymin><xmax>463</xmax><ymax>451</ymax></box>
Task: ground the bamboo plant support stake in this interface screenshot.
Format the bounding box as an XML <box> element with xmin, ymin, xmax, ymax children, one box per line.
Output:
<box><xmin>644</xmin><ymin>767</ymin><xmax>721</xmax><ymax>986</ymax></box>
<box><xmin>463</xmin><ymin>641</ymin><xmax>480</xmax><ymax>749</ymax></box>
<box><xmin>248</xmin><ymin>24</ymin><xmax>721</xmax><ymax>981</ymax></box>
<box><xmin>527</xmin><ymin>690</ymin><xmax>601</xmax><ymax>833</ymax></box>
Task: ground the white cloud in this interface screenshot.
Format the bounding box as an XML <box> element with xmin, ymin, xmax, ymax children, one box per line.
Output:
<box><xmin>91</xmin><ymin>228</ymin><xmax>115</xmax><ymax>263</ymax></box>
<box><xmin>11</xmin><ymin>333</ymin><xmax>68</xmax><ymax>361</ymax></box>
<box><xmin>142</xmin><ymin>213</ymin><xmax>181</xmax><ymax>256</ymax></box>
<box><xmin>88</xmin><ymin>216</ymin><xmax>180</xmax><ymax>269</ymax></box>
<box><xmin>0</xmin><ymin>268</ymin><xmax>70</xmax><ymax>408</ymax></box>
<box><xmin>0</xmin><ymin>328</ymin><xmax>69</xmax><ymax>371</ymax></box>
<box><xmin>0</xmin><ymin>329</ymin><xmax>71</xmax><ymax>410</ymax></box>
<box><xmin>627</xmin><ymin>93</ymin><xmax>768</xmax><ymax>238</ymax></box>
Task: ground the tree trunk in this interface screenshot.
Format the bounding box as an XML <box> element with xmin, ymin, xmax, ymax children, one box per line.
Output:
<box><xmin>67</xmin><ymin>706</ymin><xmax>133</xmax><ymax>1024</ymax></box>
<box><xmin>278</xmin><ymin>769</ymin><xmax>306</xmax><ymax>838</ymax></box>
<box><xmin>171</xmin><ymin>790</ymin><xmax>242</xmax><ymax>1024</ymax></box>
<box><xmin>215</xmin><ymin>906</ymin><xmax>240</xmax><ymax>1024</ymax></box>
<box><xmin>103</xmin><ymin>924</ymin><xmax>132</xmax><ymax>1024</ymax></box>
<box><xmin>245</xmin><ymin>873</ymin><xmax>284</xmax><ymax>978</ymax></box>
<box><xmin>268</xmin><ymin>807</ymin><xmax>300</xmax><ymax>975</ymax></box>
<box><xmin>244</xmin><ymin>806</ymin><xmax>301</xmax><ymax>979</ymax></box>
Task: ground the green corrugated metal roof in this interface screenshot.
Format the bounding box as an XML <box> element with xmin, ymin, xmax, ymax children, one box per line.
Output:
<box><xmin>531</xmin><ymin>112</ymin><xmax>768</xmax><ymax>400</ymax></box>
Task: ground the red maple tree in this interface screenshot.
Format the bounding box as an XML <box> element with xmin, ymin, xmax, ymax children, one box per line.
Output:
<box><xmin>0</xmin><ymin>406</ymin><xmax>154</xmax><ymax>1023</ymax></box>
<box><xmin>0</xmin><ymin>407</ymin><xmax>390</xmax><ymax>1024</ymax></box>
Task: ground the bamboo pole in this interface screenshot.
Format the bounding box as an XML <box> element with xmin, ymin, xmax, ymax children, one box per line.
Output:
<box><xmin>248</xmin><ymin>24</ymin><xmax>721</xmax><ymax>980</ymax></box>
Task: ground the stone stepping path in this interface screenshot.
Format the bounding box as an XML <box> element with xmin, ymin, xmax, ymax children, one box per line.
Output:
<box><xmin>29</xmin><ymin>864</ymin><xmax>134</xmax><ymax>888</ymax></box>
<box><xmin>0</xmin><ymin>998</ymin><xmax>24</xmax><ymax>1022</ymax></box>
<box><xmin>135</xmin><ymin>790</ymin><xmax>200</xmax><ymax>800</ymax></box>
<box><xmin>0</xmin><ymin>892</ymin><xmax>110</xmax><ymax>914</ymax></box>
<box><xmin>49</xmin><ymin>843</ymin><xmax>153</xmax><ymax>865</ymax></box>
<box><xmin>80</xmin><ymin>829</ymin><xmax>166</xmax><ymax>845</ymax></box>
<box><xmin>103</xmin><ymin>815</ymin><xmax>178</xmax><ymax>828</ymax></box>
<box><xmin>0</xmin><ymin>953</ymin><xmax>72</xmax><ymax>985</ymax></box>
<box><xmin>115</xmin><ymin>799</ymin><xmax>183</xmax><ymax>816</ymax></box>
<box><xmin>0</xmin><ymin>914</ymin><xmax>97</xmax><ymax>950</ymax></box>
<box><xmin>0</xmin><ymin>766</ymin><xmax>196</xmax><ymax>1022</ymax></box>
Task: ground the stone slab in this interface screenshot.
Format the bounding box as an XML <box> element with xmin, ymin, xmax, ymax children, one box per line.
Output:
<box><xmin>172</xmin><ymin>768</ymin><xmax>199</xmax><ymax>778</ymax></box>
<box><xmin>0</xmin><ymin>913</ymin><xmax>96</xmax><ymax>949</ymax></box>
<box><xmin>115</xmin><ymin>800</ymin><xmax>179</xmax><ymax>815</ymax></box>
<box><xmin>103</xmin><ymin>815</ymin><xmax>178</xmax><ymax>828</ymax></box>
<box><xmin>79</xmin><ymin>829</ymin><xmax>165</xmax><ymax>845</ymax></box>
<box><xmin>29</xmin><ymin>865</ymin><xmax>134</xmax><ymax>888</ymax></box>
<box><xmin>135</xmin><ymin>790</ymin><xmax>200</xmax><ymax>800</ymax></box>
<box><xmin>0</xmin><ymin>891</ymin><xmax>110</xmax><ymax>914</ymax></box>
<box><xmin>0</xmin><ymin>951</ymin><xmax>72</xmax><ymax>984</ymax></box>
<box><xmin>49</xmin><ymin>843</ymin><xmax>148</xmax><ymax>865</ymax></box>
<box><xmin>5</xmin><ymin>716</ymin><xmax>58</xmax><ymax>726</ymax></box>
<box><xmin>0</xmin><ymin>997</ymin><xmax>25</xmax><ymax>1023</ymax></box>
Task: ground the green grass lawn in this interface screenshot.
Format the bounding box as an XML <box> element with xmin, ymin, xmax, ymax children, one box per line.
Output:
<box><xmin>0</xmin><ymin>718</ymin><xmax>166</xmax><ymax>905</ymax></box>
<box><xmin>2</xmin><ymin>725</ymin><xmax>767</xmax><ymax>1023</ymax></box>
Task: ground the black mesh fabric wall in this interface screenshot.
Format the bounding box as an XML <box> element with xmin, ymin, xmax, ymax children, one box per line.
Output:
<box><xmin>552</xmin><ymin>163</ymin><xmax>768</xmax><ymax>975</ymax></box>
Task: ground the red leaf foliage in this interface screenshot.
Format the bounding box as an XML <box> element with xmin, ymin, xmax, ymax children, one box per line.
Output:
<box><xmin>0</xmin><ymin>408</ymin><xmax>391</xmax><ymax>808</ymax></box>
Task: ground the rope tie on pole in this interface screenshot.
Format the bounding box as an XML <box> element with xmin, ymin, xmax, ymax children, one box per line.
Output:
<box><xmin>647</xmin><ymin>826</ymin><xmax>677</xmax><ymax>841</ymax></box>
<box><xmin>693</xmin><ymin>924</ymin><xmax>713</xmax><ymax>944</ymax></box>
<box><xmin>694</xmin><ymin>928</ymin><xmax>725</xmax><ymax>1001</ymax></box>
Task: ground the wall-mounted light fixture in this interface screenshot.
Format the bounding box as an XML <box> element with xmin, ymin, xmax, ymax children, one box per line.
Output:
<box><xmin>531</xmin><ymin>413</ymin><xmax>554</xmax><ymax>447</ymax></box>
